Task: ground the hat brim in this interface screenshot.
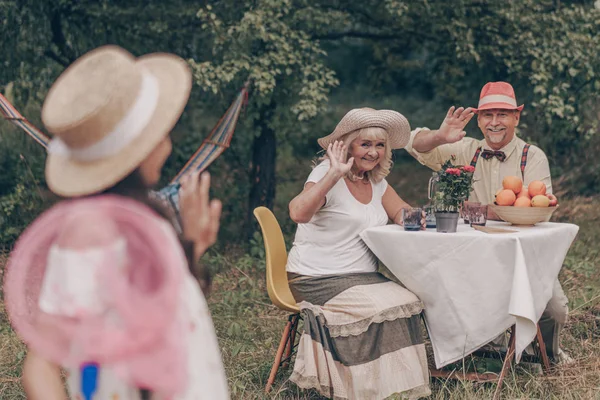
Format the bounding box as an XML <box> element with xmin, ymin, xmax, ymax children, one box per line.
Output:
<box><xmin>46</xmin><ymin>54</ymin><xmax>192</xmax><ymax>197</ymax></box>
<box><xmin>317</xmin><ymin>109</ymin><xmax>411</xmax><ymax>150</ymax></box>
<box><xmin>3</xmin><ymin>195</ymin><xmax>187</xmax><ymax>394</ymax></box>
<box><xmin>475</xmin><ymin>103</ymin><xmax>524</xmax><ymax>113</ymax></box>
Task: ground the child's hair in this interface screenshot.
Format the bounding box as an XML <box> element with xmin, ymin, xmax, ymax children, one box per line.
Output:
<box><xmin>101</xmin><ymin>169</ymin><xmax>211</xmax><ymax>295</ymax></box>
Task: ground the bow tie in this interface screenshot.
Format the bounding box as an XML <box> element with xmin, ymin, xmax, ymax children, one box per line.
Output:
<box><xmin>481</xmin><ymin>149</ymin><xmax>506</xmax><ymax>162</ymax></box>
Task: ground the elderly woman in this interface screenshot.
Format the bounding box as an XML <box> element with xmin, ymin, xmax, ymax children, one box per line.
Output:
<box><xmin>286</xmin><ymin>108</ymin><xmax>430</xmax><ymax>400</ymax></box>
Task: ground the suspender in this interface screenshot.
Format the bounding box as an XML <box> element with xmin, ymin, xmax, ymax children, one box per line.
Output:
<box><xmin>520</xmin><ymin>144</ymin><xmax>531</xmax><ymax>178</ymax></box>
<box><xmin>470</xmin><ymin>144</ymin><xmax>531</xmax><ymax>180</ymax></box>
<box><xmin>470</xmin><ymin>148</ymin><xmax>482</xmax><ymax>168</ymax></box>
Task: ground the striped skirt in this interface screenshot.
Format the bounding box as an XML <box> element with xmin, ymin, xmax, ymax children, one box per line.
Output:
<box><xmin>288</xmin><ymin>272</ymin><xmax>431</xmax><ymax>400</ymax></box>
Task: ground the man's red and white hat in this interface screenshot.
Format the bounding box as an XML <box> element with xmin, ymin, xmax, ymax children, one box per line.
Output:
<box><xmin>475</xmin><ymin>81</ymin><xmax>524</xmax><ymax>112</ymax></box>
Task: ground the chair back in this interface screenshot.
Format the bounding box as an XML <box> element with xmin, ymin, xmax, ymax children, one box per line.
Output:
<box><xmin>253</xmin><ymin>207</ymin><xmax>299</xmax><ymax>313</ymax></box>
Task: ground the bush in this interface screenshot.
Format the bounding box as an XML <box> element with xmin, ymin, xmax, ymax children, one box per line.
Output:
<box><xmin>0</xmin><ymin>122</ymin><xmax>50</xmax><ymax>249</ymax></box>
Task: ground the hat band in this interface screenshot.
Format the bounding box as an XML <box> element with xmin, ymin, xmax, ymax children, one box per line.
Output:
<box><xmin>47</xmin><ymin>70</ymin><xmax>160</xmax><ymax>161</ymax></box>
<box><xmin>478</xmin><ymin>94</ymin><xmax>517</xmax><ymax>108</ymax></box>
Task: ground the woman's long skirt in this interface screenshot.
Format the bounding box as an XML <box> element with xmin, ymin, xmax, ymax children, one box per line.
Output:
<box><xmin>288</xmin><ymin>272</ymin><xmax>431</xmax><ymax>400</ymax></box>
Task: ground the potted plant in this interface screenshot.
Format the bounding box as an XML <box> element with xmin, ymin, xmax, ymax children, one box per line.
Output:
<box><xmin>431</xmin><ymin>157</ymin><xmax>475</xmax><ymax>233</ymax></box>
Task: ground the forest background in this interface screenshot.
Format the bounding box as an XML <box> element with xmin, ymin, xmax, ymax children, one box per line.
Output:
<box><xmin>1</xmin><ymin>1</ymin><xmax>599</xmax><ymax>398</ymax></box>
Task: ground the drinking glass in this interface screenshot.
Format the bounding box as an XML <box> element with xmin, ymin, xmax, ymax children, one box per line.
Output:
<box><xmin>461</xmin><ymin>201</ymin><xmax>481</xmax><ymax>224</ymax></box>
<box><xmin>467</xmin><ymin>204</ymin><xmax>488</xmax><ymax>227</ymax></box>
<box><xmin>424</xmin><ymin>205</ymin><xmax>436</xmax><ymax>229</ymax></box>
<box><xmin>402</xmin><ymin>208</ymin><xmax>422</xmax><ymax>231</ymax></box>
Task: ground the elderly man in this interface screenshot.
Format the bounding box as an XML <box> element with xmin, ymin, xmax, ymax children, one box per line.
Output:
<box><xmin>404</xmin><ymin>81</ymin><xmax>571</xmax><ymax>364</ymax></box>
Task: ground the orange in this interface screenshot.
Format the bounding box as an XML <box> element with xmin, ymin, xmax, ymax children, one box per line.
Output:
<box><xmin>514</xmin><ymin>197</ymin><xmax>531</xmax><ymax>207</ymax></box>
<box><xmin>502</xmin><ymin>176</ymin><xmax>523</xmax><ymax>194</ymax></box>
<box><xmin>517</xmin><ymin>187</ymin><xmax>530</xmax><ymax>199</ymax></box>
<box><xmin>531</xmin><ymin>194</ymin><xmax>550</xmax><ymax>207</ymax></box>
<box><xmin>495</xmin><ymin>189</ymin><xmax>516</xmax><ymax>206</ymax></box>
<box><xmin>528</xmin><ymin>181</ymin><xmax>547</xmax><ymax>197</ymax></box>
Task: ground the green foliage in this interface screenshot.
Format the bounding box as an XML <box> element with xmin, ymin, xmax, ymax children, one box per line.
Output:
<box><xmin>475</xmin><ymin>2</ymin><xmax>600</xmax><ymax>164</ymax></box>
<box><xmin>432</xmin><ymin>159</ymin><xmax>475</xmax><ymax>212</ymax></box>
<box><xmin>0</xmin><ymin>123</ymin><xmax>50</xmax><ymax>248</ymax></box>
<box><xmin>1</xmin><ymin>0</ymin><xmax>599</xmax><ymax>248</ymax></box>
<box><xmin>248</xmin><ymin>231</ymin><xmax>266</xmax><ymax>264</ymax></box>
<box><xmin>190</xmin><ymin>0</ymin><xmax>339</xmax><ymax>121</ymax></box>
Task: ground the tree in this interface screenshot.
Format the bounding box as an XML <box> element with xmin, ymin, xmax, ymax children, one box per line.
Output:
<box><xmin>0</xmin><ymin>0</ymin><xmax>211</xmax><ymax>102</ymax></box>
<box><xmin>190</xmin><ymin>0</ymin><xmax>339</xmax><ymax>238</ymax></box>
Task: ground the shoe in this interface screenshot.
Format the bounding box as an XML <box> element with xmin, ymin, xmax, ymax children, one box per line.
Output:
<box><xmin>554</xmin><ymin>349</ymin><xmax>574</xmax><ymax>365</ymax></box>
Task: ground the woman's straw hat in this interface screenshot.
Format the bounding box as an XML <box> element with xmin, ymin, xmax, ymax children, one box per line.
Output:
<box><xmin>317</xmin><ymin>108</ymin><xmax>411</xmax><ymax>150</ymax></box>
<box><xmin>42</xmin><ymin>45</ymin><xmax>192</xmax><ymax>197</ymax></box>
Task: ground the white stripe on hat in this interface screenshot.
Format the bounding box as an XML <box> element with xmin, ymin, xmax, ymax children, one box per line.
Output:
<box><xmin>48</xmin><ymin>70</ymin><xmax>160</xmax><ymax>162</ymax></box>
<box><xmin>478</xmin><ymin>94</ymin><xmax>517</xmax><ymax>107</ymax></box>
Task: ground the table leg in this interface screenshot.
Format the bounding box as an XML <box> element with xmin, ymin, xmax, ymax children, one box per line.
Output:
<box><xmin>536</xmin><ymin>324</ymin><xmax>551</xmax><ymax>372</ymax></box>
<box><xmin>493</xmin><ymin>325</ymin><xmax>516</xmax><ymax>400</ymax></box>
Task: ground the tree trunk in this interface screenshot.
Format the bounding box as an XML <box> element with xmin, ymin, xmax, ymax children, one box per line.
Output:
<box><xmin>245</xmin><ymin>102</ymin><xmax>277</xmax><ymax>240</ymax></box>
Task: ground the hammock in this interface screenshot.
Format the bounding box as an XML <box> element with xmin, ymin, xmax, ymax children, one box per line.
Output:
<box><xmin>0</xmin><ymin>84</ymin><xmax>248</xmax><ymax>220</ymax></box>
<box><xmin>0</xmin><ymin>94</ymin><xmax>51</xmax><ymax>148</ymax></box>
<box><xmin>153</xmin><ymin>83</ymin><xmax>248</xmax><ymax>218</ymax></box>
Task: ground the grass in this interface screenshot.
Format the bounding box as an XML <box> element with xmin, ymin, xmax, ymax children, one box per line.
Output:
<box><xmin>1</xmin><ymin>162</ymin><xmax>599</xmax><ymax>399</ymax></box>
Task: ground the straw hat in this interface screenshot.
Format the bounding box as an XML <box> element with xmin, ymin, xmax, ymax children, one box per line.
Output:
<box><xmin>3</xmin><ymin>195</ymin><xmax>187</xmax><ymax>396</ymax></box>
<box><xmin>317</xmin><ymin>108</ymin><xmax>411</xmax><ymax>150</ymax></box>
<box><xmin>475</xmin><ymin>81</ymin><xmax>524</xmax><ymax>112</ymax></box>
<box><xmin>42</xmin><ymin>45</ymin><xmax>192</xmax><ymax>197</ymax></box>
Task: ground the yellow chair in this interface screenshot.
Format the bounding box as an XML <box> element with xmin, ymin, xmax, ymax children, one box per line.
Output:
<box><xmin>253</xmin><ymin>207</ymin><xmax>301</xmax><ymax>393</ymax></box>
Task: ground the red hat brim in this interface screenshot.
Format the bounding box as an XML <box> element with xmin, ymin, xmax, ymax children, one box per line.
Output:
<box><xmin>475</xmin><ymin>103</ymin><xmax>524</xmax><ymax>113</ymax></box>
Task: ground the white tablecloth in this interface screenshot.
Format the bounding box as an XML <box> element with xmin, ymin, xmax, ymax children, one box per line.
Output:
<box><xmin>360</xmin><ymin>221</ymin><xmax>579</xmax><ymax>368</ymax></box>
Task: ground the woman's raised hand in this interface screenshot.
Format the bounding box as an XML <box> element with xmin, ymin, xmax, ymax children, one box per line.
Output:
<box><xmin>179</xmin><ymin>171</ymin><xmax>222</xmax><ymax>260</ymax></box>
<box><xmin>327</xmin><ymin>140</ymin><xmax>354</xmax><ymax>179</ymax></box>
<box><xmin>437</xmin><ymin>106</ymin><xmax>475</xmax><ymax>144</ymax></box>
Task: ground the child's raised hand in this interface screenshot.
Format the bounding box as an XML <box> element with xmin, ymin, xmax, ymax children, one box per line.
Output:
<box><xmin>179</xmin><ymin>171</ymin><xmax>222</xmax><ymax>260</ymax></box>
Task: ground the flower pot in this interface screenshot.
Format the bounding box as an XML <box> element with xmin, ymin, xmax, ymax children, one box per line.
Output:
<box><xmin>435</xmin><ymin>212</ymin><xmax>459</xmax><ymax>233</ymax></box>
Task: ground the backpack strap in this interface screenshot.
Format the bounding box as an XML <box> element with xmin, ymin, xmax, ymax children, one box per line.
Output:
<box><xmin>470</xmin><ymin>147</ymin><xmax>482</xmax><ymax>168</ymax></box>
<box><xmin>520</xmin><ymin>144</ymin><xmax>531</xmax><ymax>180</ymax></box>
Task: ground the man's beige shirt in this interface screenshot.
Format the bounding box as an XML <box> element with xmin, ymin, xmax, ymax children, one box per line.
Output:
<box><xmin>405</xmin><ymin>128</ymin><xmax>553</xmax><ymax>205</ymax></box>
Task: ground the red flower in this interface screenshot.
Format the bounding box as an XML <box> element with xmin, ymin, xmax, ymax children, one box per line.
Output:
<box><xmin>445</xmin><ymin>168</ymin><xmax>461</xmax><ymax>176</ymax></box>
<box><xmin>461</xmin><ymin>165</ymin><xmax>475</xmax><ymax>173</ymax></box>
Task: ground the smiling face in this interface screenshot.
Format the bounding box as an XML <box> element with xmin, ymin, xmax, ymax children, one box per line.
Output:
<box><xmin>347</xmin><ymin>127</ymin><xmax>388</xmax><ymax>174</ymax></box>
<box><xmin>477</xmin><ymin>108</ymin><xmax>520</xmax><ymax>150</ymax></box>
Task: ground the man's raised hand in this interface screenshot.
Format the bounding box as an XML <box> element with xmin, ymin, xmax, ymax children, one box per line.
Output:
<box><xmin>437</xmin><ymin>106</ymin><xmax>475</xmax><ymax>144</ymax></box>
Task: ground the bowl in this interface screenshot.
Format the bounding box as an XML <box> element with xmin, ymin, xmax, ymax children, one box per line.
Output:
<box><xmin>489</xmin><ymin>204</ymin><xmax>559</xmax><ymax>225</ymax></box>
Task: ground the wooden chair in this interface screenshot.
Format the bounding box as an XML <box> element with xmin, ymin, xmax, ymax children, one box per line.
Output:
<box><xmin>253</xmin><ymin>207</ymin><xmax>301</xmax><ymax>393</ymax></box>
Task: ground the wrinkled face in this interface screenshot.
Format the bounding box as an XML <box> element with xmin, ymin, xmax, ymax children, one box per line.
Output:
<box><xmin>349</xmin><ymin>137</ymin><xmax>386</xmax><ymax>172</ymax></box>
<box><xmin>139</xmin><ymin>136</ymin><xmax>172</xmax><ymax>186</ymax></box>
<box><xmin>477</xmin><ymin>109</ymin><xmax>520</xmax><ymax>150</ymax></box>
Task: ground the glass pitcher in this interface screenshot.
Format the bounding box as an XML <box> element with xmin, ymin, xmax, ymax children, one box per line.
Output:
<box><xmin>425</xmin><ymin>173</ymin><xmax>439</xmax><ymax>228</ymax></box>
<box><xmin>428</xmin><ymin>173</ymin><xmax>439</xmax><ymax>202</ymax></box>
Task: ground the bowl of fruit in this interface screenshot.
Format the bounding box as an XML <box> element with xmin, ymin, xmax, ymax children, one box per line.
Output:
<box><xmin>489</xmin><ymin>177</ymin><xmax>558</xmax><ymax>225</ymax></box>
